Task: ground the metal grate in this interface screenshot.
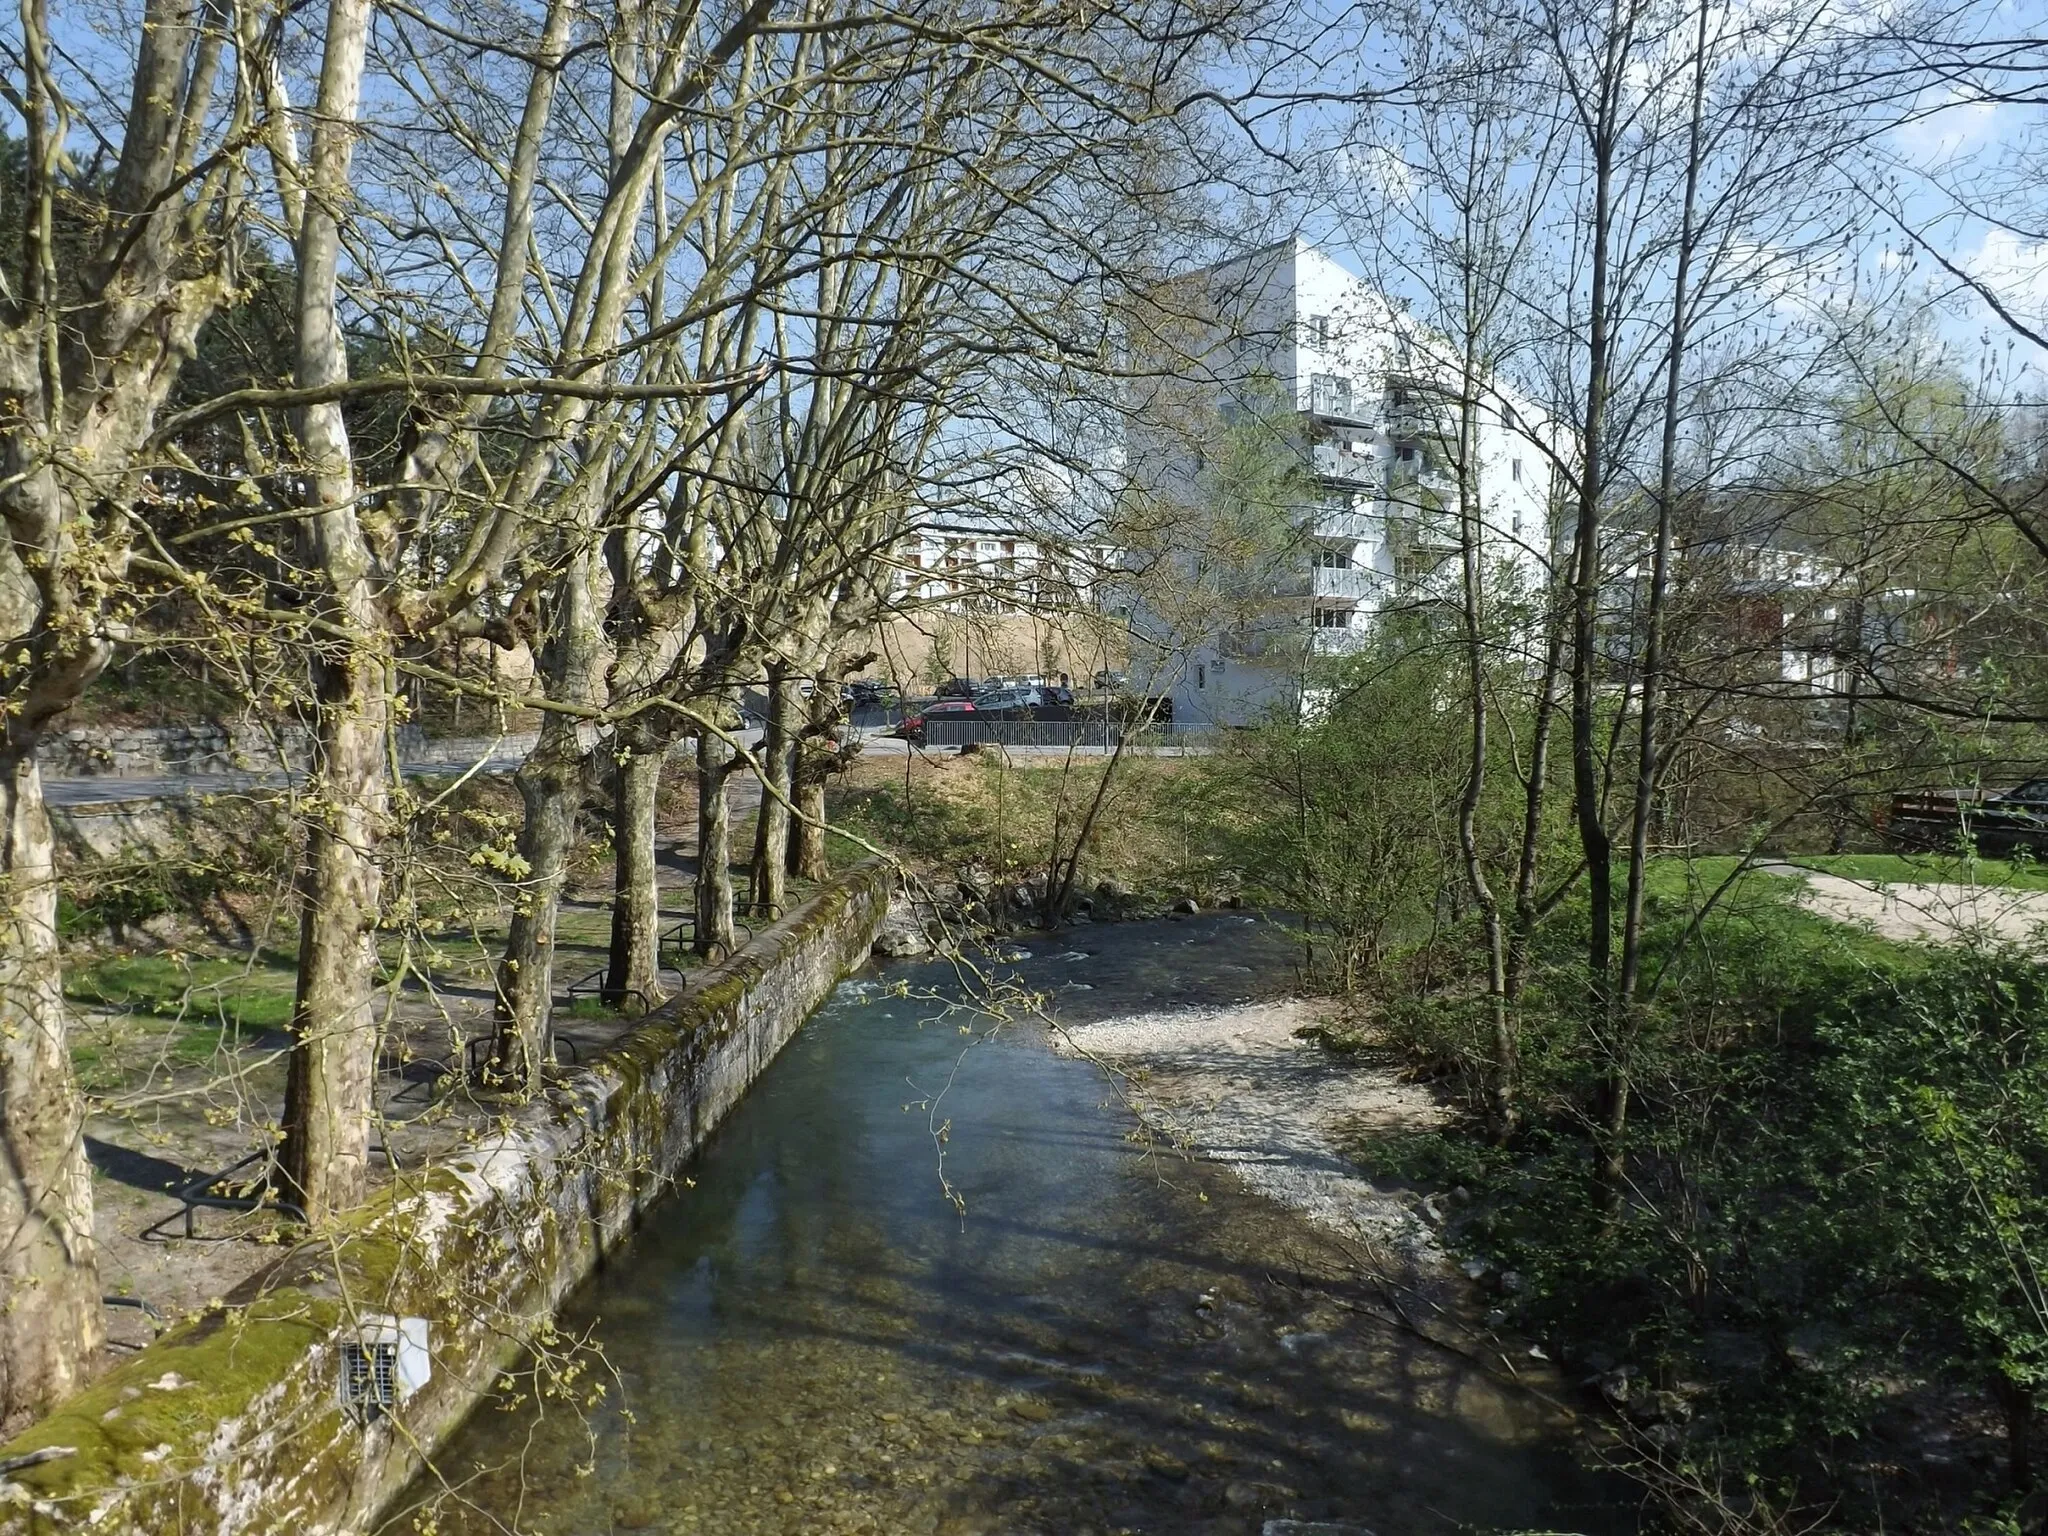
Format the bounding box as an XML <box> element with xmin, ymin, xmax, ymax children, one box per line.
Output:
<box><xmin>340</xmin><ymin>1339</ymin><xmax>399</xmax><ymax>1420</ymax></box>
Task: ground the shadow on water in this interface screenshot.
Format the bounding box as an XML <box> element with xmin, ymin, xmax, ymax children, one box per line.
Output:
<box><xmin>393</xmin><ymin>914</ymin><xmax>1637</xmax><ymax>1536</ymax></box>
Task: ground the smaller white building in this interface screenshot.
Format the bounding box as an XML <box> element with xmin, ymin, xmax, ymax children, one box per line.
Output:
<box><xmin>891</xmin><ymin>514</ymin><xmax>1119</xmax><ymax>616</ymax></box>
<box><xmin>1126</xmin><ymin>240</ymin><xmax>1556</xmax><ymax>725</ymax></box>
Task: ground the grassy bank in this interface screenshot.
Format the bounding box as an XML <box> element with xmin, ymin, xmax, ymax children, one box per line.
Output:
<box><xmin>1338</xmin><ymin>862</ymin><xmax>2043</xmax><ymax>1533</ymax></box>
<box><xmin>825</xmin><ymin>747</ymin><xmax>1219</xmax><ymax>904</ymax></box>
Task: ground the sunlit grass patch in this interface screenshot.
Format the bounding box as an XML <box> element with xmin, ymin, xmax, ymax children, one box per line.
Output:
<box><xmin>67</xmin><ymin>951</ymin><xmax>299</xmax><ymax>1033</ymax></box>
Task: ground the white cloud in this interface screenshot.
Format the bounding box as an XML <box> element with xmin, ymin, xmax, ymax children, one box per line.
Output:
<box><xmin>1889</xmin><ymin>85</ymin><xmax>2013</xmax><ymax>167</ymax></box>
<box><xmin>1960</xmin><ymin>226</ymin><xmax>2048</xmax><ymax>332</ymax></box>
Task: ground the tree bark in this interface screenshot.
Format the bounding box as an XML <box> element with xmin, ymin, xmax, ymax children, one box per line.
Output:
<box><xmin>1608</xmin><ymin>0</ymin><xmax>1710</xmax><ymax>1205</ymax></box>
<box><xmin>490</xmin><ymin>717</ymin><xmax>588</xmax><ymax>1084</ymax></box>
<box><xmin>1453</xmin><ymin>381</ymin><xmax>1514</xmax><ymax>1135</ymax></box>
<box><xmin>278</xmin><ymin>0</ymin><xmax>379</xmax><ymax>1224</ymax></box>
<box><xmin>789</xmin><ymin>760</ymin><xmax>831</xmax><ymax>882</ymax></box>
<box><xmin>492</xmin><ymin>541</ymin><xmax>607</xmax><ymax>1080</ymax></box>
<box><xmin>1507</xmin><ymin>605</ymin><xmax>1564</xmax><ymax>1005</ymax></box>
<box><xmin>1994</xmin><ymin>1373</ymin><xmax>2035</xmax><ymax>1492</ymax></box>
<box><xmin>695</xmin><ymin>722</ymin><xmax>737</xmax><ymax>958</ymax></box>
<box><xmin>279</xmin><ymin>652</ymin><xmax>385</xmax><ymax>1221</ymax></box>
<box><xmin>0</xmin><ymin>744</ymin><xmax>102</xmax><ymax>1423</ymax></box>
<box><xmin>748</xmin><ymin>665</ymin><xmax>795</xmax><ymax>920</ymax></box>
<box><xmin>605</xmin><ymin>743</ymin><xmax>665</xmax><ymax>1010</ymax></box>
<box><xmin>788</xmin><ymin>674</ymin><xmax>847</xmax><ymax>881</ymax></box>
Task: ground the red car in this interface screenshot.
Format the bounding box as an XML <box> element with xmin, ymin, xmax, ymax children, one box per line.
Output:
<box><xmin>891</xmin><ymin>698</ymin><xmax>976</xmax><ymax>744</ymax></box>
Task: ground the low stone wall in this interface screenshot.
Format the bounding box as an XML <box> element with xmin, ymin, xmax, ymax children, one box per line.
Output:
<box><xmin>0</xmin><ymin>863</ymin><xmax>892</xmax><ymax>1535</ymax></box>
<box><xmin>38</xmin><ymin>722</ymin><xmax>318</xmax><ymax>778</ymax></box>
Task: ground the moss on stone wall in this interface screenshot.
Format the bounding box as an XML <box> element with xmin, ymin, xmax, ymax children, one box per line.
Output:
<box><xmin>0</xmin><ymin>862</ymin><xmax>891</xmax><ymax>1536</ymax></box>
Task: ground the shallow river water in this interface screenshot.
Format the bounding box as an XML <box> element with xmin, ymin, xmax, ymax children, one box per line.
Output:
<box><xmin>395</xmin><ymin>915</ymin><xmax>1633</xmax><ymax>1536</ymax></box>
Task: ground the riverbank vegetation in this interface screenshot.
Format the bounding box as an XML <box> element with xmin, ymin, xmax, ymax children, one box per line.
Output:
<box><xmin>1187</xmin><ymin>629</ymin><xmax>2048</xmax><ymax>1532</ymax></box>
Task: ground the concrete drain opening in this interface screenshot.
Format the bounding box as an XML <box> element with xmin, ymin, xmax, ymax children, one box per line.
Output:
<box><xmin>339</xmin><ymin>1316</ymin><xmax>431</xmax><ymax>1424</ymax></box>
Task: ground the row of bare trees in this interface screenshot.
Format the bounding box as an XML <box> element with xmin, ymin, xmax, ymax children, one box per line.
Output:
<box><xmin>1303</xmin><ymin>0</ymin><xmax>2048</xmax><ymax>1159</ymax></box>
<box><xmin>0</xmin><ymin>0</ymin><xmax>1246</xmax><ymax>1425</ymax></box>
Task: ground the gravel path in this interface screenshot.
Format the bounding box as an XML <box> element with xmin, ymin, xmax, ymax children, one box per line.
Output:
<box><xmin>1761</xmin><ymin>864</ymin><xmax>2048</xmax><ymax>946</ymax></box>
<box><xmin>1052</xmin><ymin>999</ymin><xmax>1450</xmax><ymax>1273</ymax></box>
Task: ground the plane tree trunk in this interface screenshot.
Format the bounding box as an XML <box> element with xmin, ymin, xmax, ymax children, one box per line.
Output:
<box><xmin>605</xmin><ymin>738</ymin><xmax>666</xmax><ymax>1010</ymax></box>
<box><xmin>695</xmin><ymin>713</ymin><xmax>738</xmax><ymax>959</ymax></box>
<box><xmin>279</xmin><ymin>0</ymin><xmax>381</xmax><ymax>1222</ymax></box>
<box><xmin>748</xmin><ymin>665</ymin><xmax>796</xmax><ymax>920</ymax></box>
<box><xmin>0</xmin><ymin>742</ymin><xmax>102</xmax><ymax>1423</ymax></box>
<box><xmin>279</xmin><ymin>641</ymin><xmax>387</xmax><ymax>1219</ymax></box>
<box><xmin>788</xmin><ymin>680</ymin><xmax>848</xmax><ymax>882</ymax></box>
<box><xmin>492</xmin><ymin>542</ymin><xmax>608</xmax><ymax>1082</ymax></box>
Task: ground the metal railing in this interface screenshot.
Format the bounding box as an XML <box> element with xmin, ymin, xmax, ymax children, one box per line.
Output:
<box><xmin>658</xmin><ymin>913</ymin><xmax>753</xmax><ymax>969</ymax></box>
<box><xmin>919</xmin><ymin>718</ymin><xmax>1216</xmax><ymax>750</ymax></box>
<box><xmin>1312</xmin><ymin>443</ymin><xmax>1381</xmax><ymax>488</ymax></box>
<box><xmin>1311</xmin><ymin>565</ymin><xmax>1377</xmax><ymax>600</ymax></box>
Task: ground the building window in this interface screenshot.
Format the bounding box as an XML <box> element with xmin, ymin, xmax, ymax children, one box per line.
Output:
<box><xmin>1313</xmin><ymin>546</ymin><xmax>1352</xmax><ymax>568</ymax></box>
<box><xmin>1314</xmin><ymin>608</ymin><xmax>1350</xmax><ymax>629</ymax></box>
<box><xmin>1311</xmin><ymin>373</ymin><xmax>1354</xmax><ymax>417</ymax></box>
<box><xmin>1307</xmin><ymin>314</ymin><xmax>1330</xmax><ymax>346</ymax></box>
<box><xmin>1197</xmin><ymin>663</ymin><xmax>1207</xmax><ymax>689</ymax></box>
<box><xmin>1511</xmin><ymin>458</ymin><xmax>1523</xmax><ymax>483</ymax></box>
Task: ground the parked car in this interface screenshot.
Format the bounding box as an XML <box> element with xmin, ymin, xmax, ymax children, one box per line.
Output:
<box><xmin>1882</xmin><ymin>779</ymin><xmax>2048</xmax><ymax>855</ymax></box>
<box><xmin>935</xmin><ymin>677</ymin><xmax>977</xmax><ymax>699</ymax></box>
<box><xmin>843</xmin><ymin>679</ymin><xmax>898</xmax><ymax>709</ymax></box>
<box><xmin>971</xmin><ymin>688</ymin><xmax>1036</xmax><ymax>720</ymax></box>
<box><xmin>891</xmin><ymin>698</ymin><xmax>977</xmax><ymax>743</ymax></box>
<box><xmin>1092</xmin><ymin>669</ymin><xmax>1127</xmax><ymax>692</ymax></box>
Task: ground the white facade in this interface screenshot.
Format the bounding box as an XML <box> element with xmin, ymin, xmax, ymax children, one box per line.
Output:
<box><xmin>892</xmin><ymin>516</ymin><xmax>1118</xmax><ymax>616</ymax></box>
<box><xmin>1129</xmin><ymin>240</ymin><xmax>1554</xmax><ymax>725</ymax></box>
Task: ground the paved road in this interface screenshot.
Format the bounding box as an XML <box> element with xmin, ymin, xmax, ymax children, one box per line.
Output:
<box><xmin>41</xmin><ymin>736</ymin><xmax>769</xmax><ymax>808</ymax></box>
<box><xmin>40</xmin><ymin>724</ymin><xmax>1210</xmax><ymax>808</ymax></box>
<box><xmin>43</xmin><ymin>748</ymin><xmax>534</xmax><ymax>808</ymax></box>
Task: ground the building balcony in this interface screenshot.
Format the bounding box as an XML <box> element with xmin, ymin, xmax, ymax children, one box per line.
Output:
<box><xmin>1312</xmin><ymin>442</ymin><xmax>1381</xmax><ymax>487</ymax></box>
<box><xmin>1387</xmin><ymin>461</ymin><xmax>1457</xmax><ymax>501</ymax></box>
<box><xmin>1387</xmin><ymin>401</ymin><xmax>1453</xmax><ymax>440</ymax></box>
<box><xmin>1307</xmin><ymin>400</ymin><xmax>1381</xmax><ymax>430</ymax></box>
<box><xmin>1305</xmin><ymin>504</ymin><xmax>1377</xmax><ymax>542</ymax></box>
<box><xmin>1309</xmin><ymin>626</ymin><xmax>1370</xmax><ymax>656</ymax></box>
<box><xmin>1275</xmin><ymin>564</ymin><xmax>1378</xmax><ymax>601</ymax></box>
<box><xmin>1311</xmin><ymin>564</ymin><xmax>1377</xmax><ymax>601</ymax></box>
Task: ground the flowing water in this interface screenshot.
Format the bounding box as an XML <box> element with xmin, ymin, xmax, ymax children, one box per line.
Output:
<box><xmin>397</xmin><ymin>915</ymin><xmax>1632</xmax><ymax>1536</ymax></box>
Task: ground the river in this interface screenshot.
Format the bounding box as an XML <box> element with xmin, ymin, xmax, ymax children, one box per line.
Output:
<box><xmin>393</xmin><ymin>913</ymin><xmax>1632</xmax><ymax>1536</ymax></box>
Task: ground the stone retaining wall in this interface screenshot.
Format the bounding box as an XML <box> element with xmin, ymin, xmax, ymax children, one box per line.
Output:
<box><xmin>0</xmin><ymin>862</ymin><xmax>892</xmax><ymax>1535</ymax></box>
<box><xmin>37</xmin><ymin>723</ymin><xmax>322</xmax><ymax>778</ymax></box>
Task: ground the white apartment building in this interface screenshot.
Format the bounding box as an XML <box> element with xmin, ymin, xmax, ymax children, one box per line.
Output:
<box><xmin>892</xmin><ymin>514</ymin><xmax>1119</xmax><ymax>616</ymax></box>
<box><xmin>1128</xmin><ymin>239</ymin><xmax>1554</xmax><ymax>725</ymax></box>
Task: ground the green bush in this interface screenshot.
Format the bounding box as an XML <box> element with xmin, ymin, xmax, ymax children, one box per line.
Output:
<box><xmin>1372</xmin><ymin>893</ymin><xmax>2048</xmax><ymax>1526</ymax></box>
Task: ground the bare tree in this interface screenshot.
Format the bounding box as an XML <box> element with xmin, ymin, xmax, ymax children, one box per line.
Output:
<box><xmin>0</xmin><ymin>0</ymin><xmax>279</xmax><ymax>1418</ymax></box>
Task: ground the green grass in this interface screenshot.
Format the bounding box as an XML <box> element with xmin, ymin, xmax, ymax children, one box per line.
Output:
<box><xmin>66</xmin><ymin>951</ymin><xmax>300</xmax><ymax>1081</ymax></box>
<box><xmin>67</xmin><ymin>952</ymin><xmax>299</xmax><ymax>1034</ymax></box>
<box><xmin>1650</xmin><ymin>851</ymin><xmax>2048</xmax><ymax>896</ymax></box>
<box><xmin>1789</xmin><ymin>851</ymin><xmax>2048</xmax><ymax>890</ymax></box>
<box><xmin>1641</xmin><ymin>857</ymin><xmax>1929</xmax><ymax>968</ymax></box>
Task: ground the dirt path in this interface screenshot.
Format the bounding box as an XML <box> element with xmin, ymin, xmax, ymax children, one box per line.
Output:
<box><xmin>1761</xmin><ymin>863</ymin><xmax>2048</xmax><ymax>946</ymax></box>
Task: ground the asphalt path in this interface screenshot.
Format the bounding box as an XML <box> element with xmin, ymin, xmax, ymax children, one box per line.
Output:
<box><xmin>43</xmin><ymin>735</ymin><xmax>767</xmax><ymax>808</ymax></box>
<box><xmin>41</xmin><ymin>724</ymin><xmax>1202</xmax><ymax>808</ymax></box>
